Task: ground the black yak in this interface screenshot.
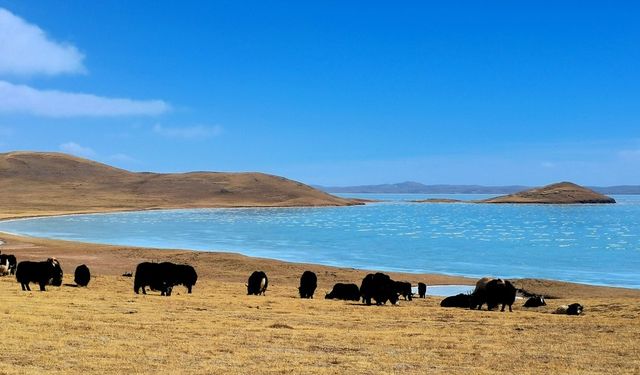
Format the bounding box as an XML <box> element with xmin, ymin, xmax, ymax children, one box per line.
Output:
<box><xmin>0</xmin><ymin>255</ymin><xmax>9</xmax><ymax>276</ymax></box>
<box><xmin>325</xmin><ymin>283</ymin><xmax>360</xmax><ymax>301</ymax></box>
<box><xmin>171</xmin><ymin>264</ymin><xmax>198</xmax><ymax>294</ymax></box>
<box><xmin>555</xmin><ymin>303</ymin><xmax>584</xmax><ymax>315</ymax></box>
<box><xmin>0</xmin><ymin>254</ymin><xmax>16</xmax><ymax>276</ymax></box>
<box><xmin>440</xmin><ymin>293</ymin><xmax>471</xmax><ymax>308</ymax></box>
<box><xmin>247</xmin><ymin>271</ymin><xmax>268</xmax><ymax>295</ymax></box>
<box><xmin>134</xmin><ymin>262</ymin><xmax>173</xmax><ymax>296</ymax></box>
<box><xmin>523</xmin><ymin>296</ymin><xmax>546</xmax><ymax>308</ymax></box>
<box><xmin>470</xmin><ymin>278</ymin><xmax>516</xmax><ymax>312</ymax></box>
<box><xmin>298</xmin><ymin>270</ymin><xmax>317</xmax><ymax>299</ymax></box>
<box><xmin>74</xmin><ymin>264</ymin><xmax>91</xmax><ymax>287</ymax></box>
<box><xmin>394</xmin><ymin>281</ymin><xmax>413</xmax><ymax>301</ymax></box>
<box><xmin>16</xmin><ymin>258</ymin><xmax>63</xmax><ymax>291</ymax></box>
<box><xmin>418</xmin><ymin>282</ymin><xmax>427</xmax><ymax>298</ymax></box>
<box><xmin>360</xmin><ymin>273</ymin><xmax>399</xmax><ymax>306</ymax></box>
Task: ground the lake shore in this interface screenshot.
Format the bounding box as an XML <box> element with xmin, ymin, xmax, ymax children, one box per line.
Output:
<box><xmin>2</xmin><ymin>208</ymin><xmax>640</xmax><ymax>374</ymax></box>
<box><xmin>1</xmin><ymin>221</ymin><xmax>639</xmax><ymax>299</ymax></box>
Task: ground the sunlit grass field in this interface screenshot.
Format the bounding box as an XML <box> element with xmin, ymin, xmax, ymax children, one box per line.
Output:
<box><xmin>1</xmin><ymin>272</ymin><xmax>639</xmax><ymax>374</ymax></box>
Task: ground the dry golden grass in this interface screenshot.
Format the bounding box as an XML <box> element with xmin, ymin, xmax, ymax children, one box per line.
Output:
<box><xmin>0</xmin><ymin>151</ymin><xmax>354</xmax><ymax>220</ymax></box>
<box><xmin>1</xmin><ymin>234</ymin><xmax>639</xmax><ymax>374</ymax></box>
<box><xmin>1</xmin><ymin>275</ymin><xmax>639</xmax><ymax>375</ymax></box>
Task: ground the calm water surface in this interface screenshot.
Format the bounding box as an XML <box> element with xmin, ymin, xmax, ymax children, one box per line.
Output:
<box><xmin>1</xmin><ymin>194</ymin><xmax>639</xmax><ymax>288</ymax></box>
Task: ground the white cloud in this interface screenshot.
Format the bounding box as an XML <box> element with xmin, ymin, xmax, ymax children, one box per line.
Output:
<box><xmin>0</xmin><ymin>80</ymin><xmax>170</xmax><ymax>117</ymax></box>
<box><xmin>0</xmin><ymin>8</ymin><xmax>86</xmax><ymax>76</ymax></box>
<box><xmin>153</xmin><ymin>124</ymin><xmax>223</xmax><ymax>140</ymax></box>
<box><xmin>540</xmin><ymin>162</ymin><xmax>555</xmax><ymax>168</ymax></box>
<box><xmin>59</xmin><ymin>142</ymin><xmax>96</xmax><ymax>158</ymax></box>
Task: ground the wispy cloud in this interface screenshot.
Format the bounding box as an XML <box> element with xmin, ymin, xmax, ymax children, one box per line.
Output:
<box><xmin>618</xmin><ymin>149</ymin><xmax>640</xmax><ymax>161</ymax></box>
<box><xmin>0</xmin><ymin>8</ymin><xmax>86</xmax><ymax>76</ymax></box>
<box><xmin>0</xmin><ymin>81</ymin><xmax>170</xmax><ymax>117</ymax></box>
<box><xmin>153</xmin><ymin>124</ymin><xmax>223</xmax><ymax>140</ymax></box>
<box><xmin>59</xmin><ymin>142</ymin><xmax>96</xmax><ymax>158</ymax></box>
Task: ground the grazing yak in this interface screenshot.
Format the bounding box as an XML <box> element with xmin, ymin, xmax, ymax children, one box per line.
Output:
<box><xmin>134</xmin><ymin>262</ymin><xmax>172</xmax><ymax>296</ymax></box>
<box><xmin>523</xmin><ymin>296</ymin><xmax>546</xmax><ymax>308</ymax></box>
<box><xmin>171</xmin><ymin>264</ymin><xmax>198</xmax><ymax>293</ymax></box>
<box><xmin>470</xmin><ymin>278</ymin><xmax>517</xmax><ymax>312</ymax></box>
<box><xmin>394</xmin><ymin>281</ymin><xmax>413</xmax><ymax>301</ymax></box>
<box><xmin>440</xmin><ymin>293</ymin><xmax>472</xmax><ymax>308</ymax></box>
<box><xmin>298</xmin><ymin>270</ymin><xmax>317</xmax><ymax>299</ymax></box>
<box><xmin>325</xmin><ymin>283</ymin><xmax>360</xmax><ymax>301</ymax></box>
<box><xmin>74</xmin><ymin>264</ymin><xmax>91</xmax><ymax>287</ymax></box>
<box><xmin>0</xmin><ymin>254</ymin><xmax>17</xmax><ymax>276</ymax></box>
<box><xmin>418</xmin><ymin>282</ymin><xmax>427</xmax><ymax>298</ymax></box>
<box><xmin>247</xmin><ymin>271</ymin><xmax>268</xmax><ymax>296</ymax></box>
<box><xmin>15</xmin><ymin>258</ymin><xmax>63</xmax><ymax>291</ymax></box>
<box><xmin>555</xmin><ymin>303</ymin><xmax>584</xmax><ymax>315</ymax></box>
<box><xmin>360</xmin><ymin>273</ymin><xmax>399</xmax><ymax>306</ymax></box>
<box><xmin>134</xmin><ymin>262</ymin><xmax>197</xmax><ymax>296</ymax></box>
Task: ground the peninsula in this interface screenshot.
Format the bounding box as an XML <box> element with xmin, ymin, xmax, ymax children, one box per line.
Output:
<box><xmin>0</xmin><ymin>151</ymin><xmax>356</xmax><ymax>219</ymax></box>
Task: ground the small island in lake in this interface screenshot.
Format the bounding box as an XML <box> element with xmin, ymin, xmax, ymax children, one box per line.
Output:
<box><xmin>414</xmin><ymin>182</ymin><xmax>616</xmax><ymax>204</ymax></box>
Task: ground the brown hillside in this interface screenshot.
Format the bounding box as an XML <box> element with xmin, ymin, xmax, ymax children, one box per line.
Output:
<box><xmin>0</xmin><ymin>151</ymin><xmax>355</xmax><ymax>219</ymax></box>
<box><xmin>482</xmin><ymin>182</ymin><xmax>616</xmax><ymax>204</ymax></box>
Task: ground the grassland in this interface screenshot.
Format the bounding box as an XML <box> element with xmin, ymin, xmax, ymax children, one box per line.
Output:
<box><xmin>0</xmin><ymin>151</ymin><xmax>638</xmax><ymax>373</ymax></box>
<box><xmin>1</xmin><ymin>234</ymin><xmax>639</xmax><ymax>374</ymax></box>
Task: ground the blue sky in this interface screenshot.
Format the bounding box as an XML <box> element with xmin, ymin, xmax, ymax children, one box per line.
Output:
<box><xmin>0</xmin><ymin>1</ymin><xmax>639</xmax><ymax>186</ymax></box>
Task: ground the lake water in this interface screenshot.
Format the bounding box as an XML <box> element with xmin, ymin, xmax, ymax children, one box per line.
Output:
<box><xmin>0</xmin><ymin>194</ymin><xmax>639</xmax><ymax>289</ymax></box>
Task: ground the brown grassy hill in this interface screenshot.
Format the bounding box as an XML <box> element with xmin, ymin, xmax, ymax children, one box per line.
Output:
<box><xmin>482</xmin><ymin>182</ymin><xmax>616</xmax><ymax>204</ymax></box>
<box><xmin>0</xmin><ymin>151</ymin><xmax>355</xmax><ymax>219</ymax></box>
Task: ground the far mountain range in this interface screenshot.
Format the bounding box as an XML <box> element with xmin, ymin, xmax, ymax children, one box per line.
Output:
<box><xmin>315</xmin><ymin>181</ymin><xmax>640</xmax><ymax>195</ymax></box>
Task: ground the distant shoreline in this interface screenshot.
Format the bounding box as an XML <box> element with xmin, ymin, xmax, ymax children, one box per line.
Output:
<box><xmin>1</xmin><ymin>205</ymin><xmax>639</xmax><ymax>293</ymax></box>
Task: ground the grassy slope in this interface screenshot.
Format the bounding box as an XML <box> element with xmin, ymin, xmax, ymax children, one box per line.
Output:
<box><xmin>1</xmin><ymin>234</ymin><xmax>639</xmax><ymax>374</ymax></box>
<box><xmin>0</xmin><ymin>151</ymin><xmax>354</xmax><ymax>219</ymax></box>
<box><xmin>483</xmin><ymin>182</ymin><xmax>616</xmax><ymax>204</ymax></box>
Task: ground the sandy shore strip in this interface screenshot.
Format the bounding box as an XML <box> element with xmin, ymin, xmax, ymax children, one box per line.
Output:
<box><xmin>0</xmin><ymin>231</ymin><xmax>638</xmax><ymax>299</ymax></box>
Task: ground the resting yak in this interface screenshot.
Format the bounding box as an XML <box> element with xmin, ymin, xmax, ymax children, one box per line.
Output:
<box><xmin>298</xmin><ymin>270</ymin><xmax>317</xmax><ymax>299</ymax></box>
<box><xmin>470</xmin><ymin>278</ymin><xmax>517</xmax><ymax>312</ymax></box>
<box><xmin>134</xmin><ymin>262</ymin><xmax>197</xmax><ymax>296</ymax></box>
<box><xmin>360</xmin><ymin>273</ymin><xmax>399</xmax><ymax>306</ymax></box>
<box><xmin>555</xmin><ymin>303</ymin><xmax>584</xmax><ymax>315</ymax></box>
<box><xmin>16</xmin><ymin>258</ymin><xmax>63</xmax><ymax>291</ymax></box>
<box><xmin>74</xmin><ymin>264</ymin><xmax>91</xmax><ymax>287</ymax></box>
<box><xmin>325</xmin><ymin>283</ymin><xmax>360</xmax><ymax>301</ymax></box>
<box><xmin>523</xmin><ymin>296</ymin><xmax>546</xmax><ymax>308</ymax></box>
<box><xmin>247</xmin><ymin>271</ymin><xmax>268</xmax><ymax>296</ymax></box>
<box><xmin>440</xmin><ymin>293</ymin><xmax>472</xmax><ymax>308</ymax></box>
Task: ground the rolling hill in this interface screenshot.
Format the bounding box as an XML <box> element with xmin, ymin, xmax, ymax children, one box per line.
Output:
<box><xmin>482</xmin><ymin>182</ymin><xmax>616</xmax><ymax>204</ymax></box>
<box><xmin>0</xmin><ymin>151</ymin><xmax>356</xmax><ymax>219</ymax></box>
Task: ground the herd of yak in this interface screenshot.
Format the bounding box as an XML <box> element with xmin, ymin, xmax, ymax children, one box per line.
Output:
<box><xmin>0</xmin><ymin>252</ymin><xmax>584</xmax><ymax>315</ymax></box>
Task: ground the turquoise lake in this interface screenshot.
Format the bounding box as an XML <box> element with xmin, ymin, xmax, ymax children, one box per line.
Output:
<box><xmin>0</xmin><ymin>194</ymin><xmax>639</xmax><ymax>288</ymax></box>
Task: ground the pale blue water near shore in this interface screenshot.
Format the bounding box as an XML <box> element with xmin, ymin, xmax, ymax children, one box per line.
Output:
<box><xmin>0</xmin><ymin>194</ymin><xmax>639</xmax><ymax>288</ymax></box>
